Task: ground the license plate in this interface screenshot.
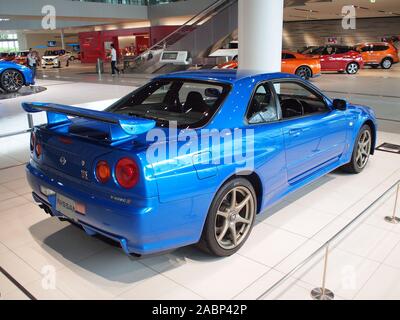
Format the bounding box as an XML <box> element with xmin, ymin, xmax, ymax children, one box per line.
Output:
<box><xmin>56</xmin><ymin>194</ymin><xmax>76</xmax><ymax>219</ymax></box>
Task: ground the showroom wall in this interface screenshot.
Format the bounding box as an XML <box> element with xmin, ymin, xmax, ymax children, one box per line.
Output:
<box><xmin>25</xmin><ymin>33</ymin><xmax>79</xmax><ymax>55</ymax></box>
<box><xmin>283</xmin><ymin>17</ymin><xmax>400</xmax><ymax>50</ymax></box>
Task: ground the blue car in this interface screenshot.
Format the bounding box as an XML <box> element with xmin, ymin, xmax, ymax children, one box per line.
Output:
<box><xmin>0</xmin><ymin>61</ymin><xmax>34</xmax><ymax>93</ymax></box>
<box><xmin>23</xmin><ymin>70</ymin><xmax>377</xmax><ymax>257</ymax></box>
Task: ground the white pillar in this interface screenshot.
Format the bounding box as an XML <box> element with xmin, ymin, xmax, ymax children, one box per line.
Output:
<box><xmin>60</xmin><ymin>29</ymin><xmax>65</xmax><ymax>50</ymax></box>
<box><xmin>238</xmin><ymin>0</ymin><xmax>284</xmax><ymax>73</ymax></box>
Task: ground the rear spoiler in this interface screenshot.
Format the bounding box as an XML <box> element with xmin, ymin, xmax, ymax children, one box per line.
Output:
<box><xmin>22</xmin><ymin>102</ymin><xmax>156</xmax><ymax>142</ymax></box>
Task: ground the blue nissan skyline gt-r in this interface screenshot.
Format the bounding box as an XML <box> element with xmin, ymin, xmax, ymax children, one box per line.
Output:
<box><xmin>0</xmin><ymin>61</ymin><xmax>34</xmax><ymax>93</ymax></box>
<box><xmin>22</xmin><ymin>70</ymin><xmax>377</xmax><ymax>257</ymax></box>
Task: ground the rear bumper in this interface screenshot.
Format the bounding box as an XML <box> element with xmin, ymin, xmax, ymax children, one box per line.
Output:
<box><xmin>26</xmin><ymin>162</ymin><xmax>209</xmax><ymax>255</ymax></box>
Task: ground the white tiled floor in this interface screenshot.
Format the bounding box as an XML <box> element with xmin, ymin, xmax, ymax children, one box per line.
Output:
<box><xmin>0</xmin><ymin>79</ymin><xmax>400</xmax><ymax>300</ymax></box>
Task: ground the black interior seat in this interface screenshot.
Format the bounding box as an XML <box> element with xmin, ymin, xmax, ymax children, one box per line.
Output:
<box><xmin>184</xmin><ymin>91</ymin><xmax>210</xmax><ymax>113</ymax></box>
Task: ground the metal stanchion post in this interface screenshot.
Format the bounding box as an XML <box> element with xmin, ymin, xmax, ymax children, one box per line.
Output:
<box><xmin>385</xmin><ymin>184</ymin><xmax>400</xmax><ymax>224</ymax></box>
<box><xmin>96</xmin><ymin>58</ymin><xmax>103</xmax><ymax>79</ymax></box>
<box><xmin>311</xmin><ymin>244</ymin><xmax>335</xmax><ymax>300</ymax></box>
<box><xmin>27</xmin><ymin>114</ymin><xmax>34</xmax><ymax>129</ymax></box>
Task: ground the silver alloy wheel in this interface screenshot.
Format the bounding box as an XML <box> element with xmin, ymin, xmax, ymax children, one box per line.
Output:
<box><xmin>382</xmin><ymin>59</ymin><xmax>392</xmax><ymax>69</ymax></box>
<box><xmin>347</xmin><ymin>63</ymin><xmax>358</xmax><ymax>74</ymax></box>
<box><xmin>214</xmin><ymin>186</ymin><xmax>255</xmax><ymax>250</ymax></box>
<box><xmin>296</xmin><ymin>66</ymin><xmax>311</xmax><ymax>80</ymax></box>
<box><xmin>1</xmin><ymin>70</ymin><xmax>24</xmax><ymax>92</ymax></box>
<box><xmin>356</xmin><ymin>130</ymin><xmax>372</xmax><ymax>169</ymax></box>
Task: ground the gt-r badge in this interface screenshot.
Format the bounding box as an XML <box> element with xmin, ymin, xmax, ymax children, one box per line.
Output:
<box><xmin>59</xmin><ymin>156</ymin><xmax>67</xmax><ymax>166</ymax></box>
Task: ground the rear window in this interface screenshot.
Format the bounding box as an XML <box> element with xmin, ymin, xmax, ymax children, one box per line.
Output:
<box><xmin>106</xmin><ymin>79</ymin><xmax>231</xmax><ymax>129</ymax></box>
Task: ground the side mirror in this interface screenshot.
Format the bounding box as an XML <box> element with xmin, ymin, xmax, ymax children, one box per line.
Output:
<box><xmin>332</xmin><ymin>99</ymin><xmax>348</xmax><ymax>111</ymax></box>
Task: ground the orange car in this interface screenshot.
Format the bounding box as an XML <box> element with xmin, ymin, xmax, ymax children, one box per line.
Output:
<box><xmin>355</xmin><ymin>42</ymin><xmax>399</xmax><ymax>69</ymax></box>
<box><xmin>217</xmin><ymin>51</ymin><xmax>321</xmax><ymax>80</ymax></box>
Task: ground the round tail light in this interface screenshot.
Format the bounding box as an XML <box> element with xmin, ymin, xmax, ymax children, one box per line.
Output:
<box><xmin>30</xmin><ymin>132</ymin><xmax>35</xmax><ymax>152</ymax></box>
<box><xmin>96</xmin><ymin>161</ymin><xmax>111</xmax><ymax>184</ymax></box>
<box><xmin>115</xmin><ymin>158</ymin><xmax>139</xmax><ymax>189</ymax></box>
<box><xmin>35</xmin><ymin>143</ymin><xmax>42</xmax><ymax>158</ymax></box>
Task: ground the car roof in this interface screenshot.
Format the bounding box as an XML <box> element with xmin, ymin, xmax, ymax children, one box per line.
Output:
<box><xmin>154</xmin><ymin>69</ymin><xmax>298</xmax><ymax>85</ymax></box>
<box><xmin>357</xmin><ymin>42</ymin><xmax>390</xmax><ymax>46</ymax></box>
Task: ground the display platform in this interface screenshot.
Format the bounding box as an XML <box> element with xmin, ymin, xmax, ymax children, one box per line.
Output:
<box><xmin>0</xmin><ymin>86</ymin><xmax>47</xmax><ymax>101</ymax></box>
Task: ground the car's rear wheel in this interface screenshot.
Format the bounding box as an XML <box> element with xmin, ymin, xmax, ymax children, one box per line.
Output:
<box><xmin>295</xmin><ymin>66</ymin><xmax>312</xmax><ymax>80</ymax></box>
<box><xmin>381</xmin><ymin>58</ymin><xmax>393</xmax><ymax>69</ymax></box>
<box><xmin>0</xmin><ymin>69</ymin><xmax>24</xmax><ymax>93</ymax></box>
<box><xmin>346</xmin><ymin>62</ymin><xmax>359</xmax><ymax>74</ymax></box>
<box><xmin>198</xmin><ymin>178</ymin><xmax>256</xmax><ymax>257</ymax></box>
<box><xmin>343</xmin><ymin>125</ymin><xmax>372</xmax><ymax>174</ymax></box>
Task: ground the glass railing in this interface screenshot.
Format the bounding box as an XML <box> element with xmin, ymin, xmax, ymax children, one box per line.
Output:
<box><xmin>69</xmin><ymin>0</ymin><xmax>187</xmax><ymax>6</ymax></box>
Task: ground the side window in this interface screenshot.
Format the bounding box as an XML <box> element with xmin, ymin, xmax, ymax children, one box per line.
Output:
<box><xmin>360</xmin><ymin>46</ymin><xmax>370</xmax><ymax>52</ymax></box>
<box><xmin>273</xmin><ymin>82</ymin><xmax>329</xmax><ymax>120</ymax></box>
<box><xmin>323</xmin><ymin>46</ymin><xmax>335</xmax><ymax>55</ymax></box>
<box><xmin>247</xmin><ymin>83</ymin><xmax>279</xmax><ymax>124</ymax></box>
<box><xmin>372</xmin><ymin>45</ymin><xmax>389</xmax><ymax>52</ymax></box>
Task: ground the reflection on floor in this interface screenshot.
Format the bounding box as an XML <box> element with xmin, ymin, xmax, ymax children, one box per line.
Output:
<box><xmin>0</xmin><ymin>131</ymin><xmax>399</xmax><ymax>300</ymax></box>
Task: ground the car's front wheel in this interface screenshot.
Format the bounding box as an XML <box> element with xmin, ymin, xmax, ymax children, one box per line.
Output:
<box><xmin>346</xmin><ymin>62</ymin><xmax>359</xmax><ymax>74</ymax></box>
<box><xmin>198</xmin><ymin>178</ymin><xmax>256</xmax><ymax>257</ymax></box>
<box><xmin>0</xmin><ymin>69</ymin><xmax>24</xmax><ymax>93</ymax></box>
<box><xmin>343</xmin><ymin>125</ymin><xmax>372</xmax><ymax>174</ymax></box>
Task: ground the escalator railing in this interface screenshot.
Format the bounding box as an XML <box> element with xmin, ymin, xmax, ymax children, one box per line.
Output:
<box><xmin>126</xmin><ymin>0</ymin><xmax>237</xmax><ymax>72</ymax></box>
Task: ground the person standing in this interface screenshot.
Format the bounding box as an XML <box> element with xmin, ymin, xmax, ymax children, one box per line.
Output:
<box><xmin>27</xmin><ymin>48</ymin><xmax>38</xmax><ymax>82</ymax></box>
<box><xmin>110</xmin><ymin>44</ymin><xmax>120</xmax><ymax>76</ymax></box>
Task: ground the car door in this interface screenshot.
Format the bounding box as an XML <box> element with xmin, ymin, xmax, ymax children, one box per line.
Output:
<box><xmin>245</xmin><ymin>82</ymin><xmax>287</xmax><ymax>202</ymax></box>
<box><xmin>320</xmin><ymin>46</ymin><xmax>338</xmax><ymax>70</ymax></box>
<box><xmin>273</xmin><ymin>80</ymin><xmax>348</xmax><ymax>183</ymax></box>
<box><xmin>359</xmin><ymin>45</ymin><xmax>373</xmax><ymax>63</ymax></box>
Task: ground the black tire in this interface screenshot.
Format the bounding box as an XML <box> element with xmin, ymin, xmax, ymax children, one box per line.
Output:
<box><xmin>346</xmin><ymin>62</ymin><xmax>359</xmax><ymax>74</ymax></box>
<box><xmin>381</xmin><ymin>58</ymin><xmax>393</xmax><ymax>69</ymax></box>
<box><xmin>342</xmin><ymin>125</ymin><xmax>372</xmax><ymax>174</ymax></box>
<box><xmin>295</xmin><ymin>66</ymin><xmax>312</xmax><ymax>80</ymax></box>
<box><xmin>198</xmin><ymin>178</ymin><xmax>257</xmax><ymax>257</ymax></box>
<box><xmin>0</xmin><ymin>69</ymin><xmax>24</xmax><ymax>93</ymax></box>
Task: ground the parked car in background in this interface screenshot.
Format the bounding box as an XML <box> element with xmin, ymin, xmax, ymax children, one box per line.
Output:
<box><xmin>301</xmin><ymin>45</ymin><xmax>364</xmax><ymax>74</ymax></box>
<box><xmin>13</xmin><ymin>50</ymin><xmax>30</xmax><ymax>66</ymax></box>
<box><xmin>41</xmin><ymin>49</ymin><xmax>70</xmax><ymax>68</ymax></box>
<box><xmin>217</xmin><ymin>51</ymin><xmax>321</xmax><ymax>80</ymax></box>
<box><xmin>0</xmin><ymin>61</ymin><xmax>34</xmax><ymax>93</ymax></box>
<box><xmin>0</xmin><ymin>52</ymin><xmax>16</xmax><ymax>62</ymax></box>
<box><xmin>23</xmin><ymin>70</ymin><xmax>377</xmax><ymax>257</ymax></box>
<box><xmin>355</xmin><ymin>42</ymin><xmax>399</xmax><ymax>69</ymax></box>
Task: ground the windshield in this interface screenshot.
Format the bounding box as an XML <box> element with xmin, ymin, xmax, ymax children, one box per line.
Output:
<box><xmin>301</xmin><ymin>47</ymin><xmax>324</xmax><ymax>55</ymax></box>
<box><xmin>106</xmin><ymin>79</ymin><xmax>231</xmax><ymax>129</ymax></box>
<box><xmin>44</xmin><ymin>50</ymin><xmax>64</xmax><ymax>56</ymax></box>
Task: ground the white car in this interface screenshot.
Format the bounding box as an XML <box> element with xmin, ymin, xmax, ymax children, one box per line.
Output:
<box><xmin>41</xmin><ymin>49</ymin><xmax>70</xmax><ymax>68</ymax></box>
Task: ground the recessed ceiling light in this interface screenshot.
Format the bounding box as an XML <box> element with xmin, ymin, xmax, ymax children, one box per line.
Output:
<box><xmin>0</xmin><ymin>18</ymin><xmax>10</xmax><ymax>22</ymax></box>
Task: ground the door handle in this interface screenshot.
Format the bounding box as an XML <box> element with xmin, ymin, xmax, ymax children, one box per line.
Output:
<box><xmin>289</xmin><ymin>129</ymin><xmax>303</xmax><ymax>136</ymax></box>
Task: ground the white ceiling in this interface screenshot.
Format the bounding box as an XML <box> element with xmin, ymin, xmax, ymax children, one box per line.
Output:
<box><xmin>285</xmin><ymin>0</ymin><xmax>400</xmax><ymax>21</ymax></box>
